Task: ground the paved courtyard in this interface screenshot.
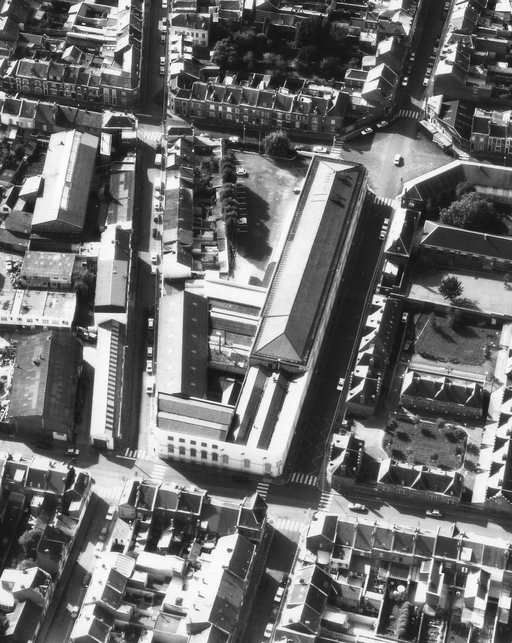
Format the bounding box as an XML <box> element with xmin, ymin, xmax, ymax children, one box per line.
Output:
<box><xmin>408</xmin><ymin>268</ymin><xmax>512</xmax><ymax>318</ymax></box>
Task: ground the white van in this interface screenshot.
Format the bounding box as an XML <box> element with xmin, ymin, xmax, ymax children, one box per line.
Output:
<box><xmin>155</xmin><ymin>153</ymin><xmax>163</xmax><ymax>167</ymax></box>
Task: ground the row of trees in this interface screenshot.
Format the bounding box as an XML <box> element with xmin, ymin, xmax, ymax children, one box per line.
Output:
<box><xmin>211</xmin><ymin>18</ymin><xmax>364</xmax><ymax>84</ymax></box>
<box><xmin>219</xmin><ymin>152</ymin><xmax>239</xmax><ymax>240</ymax></box>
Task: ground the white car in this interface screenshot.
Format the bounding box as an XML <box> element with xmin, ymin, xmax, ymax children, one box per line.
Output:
<box><xmin>402</xmin><ymin>76</ymin><xmax>409</xmax><ymax>86</ymax></box>
<box><xmin>106</xmin><ymin>505</ymin><xmax>116</xmax><ymax>521</ymax></box>
<box><xmin>423</xmin><ymin>77</ymin><xmax>429</xmax><ymax>86</ymax></box>
<box><xmin>159</xmin><ymin>66</ymin><xmax>165</xmax><ymax>75</ymax></box>
<box><xmin>159</xmin><ymin>56</ymin><xmax>165</xmax><ymax>66</ymax></box>
<box><xmin>376</xmin><ymin>121</ymin><xmax>388</xmax><ymax>129</ymax></box>
<box><xmin>236</xmin><ymin>166</ymin><xmax>247</xmax><ymax>176</ymax></box>
<box><xmin>312</xmin><ymin>146</ymin><xmax>327</xmax><ymax>153</ymax></box>
<box><xmin>151</xmin><ymin>254</ymin><xmax>158</xmax><ymax>265</ymax></box>
<box><xmin>162</xmin><ymin>0</ymin><xmax>168</xmax><ymax>7</ymax></box>
<box><xmin>361</xmin><ymin>128</ymin><xmax>373</xmax><ymax>136</ymax></box>
<box><xmin>348</xmin><ymin>503</ymin><xmax>367</xmax><ymax>513</ymax></box>
<box><xmin>337</xmin><ymin>377</ymin><xmax>345</xmax><ymax>391</ymax></box>
<box><xmin>426</xmin><ymin>509</ymin><xmax>443</xmax><ymax>517</ymax></box>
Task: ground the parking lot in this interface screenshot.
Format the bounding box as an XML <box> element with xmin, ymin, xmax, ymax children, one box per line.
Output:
<box><xmin>231</xmin><ymin>151</ymin><xmax>309</xmax><ymax>285</ymax></box>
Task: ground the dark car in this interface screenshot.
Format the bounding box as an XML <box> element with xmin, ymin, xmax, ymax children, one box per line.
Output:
<box><xmin>230</xmin><ymin>475</ymin><xmax>250</xmax><ymax>483</ymax></box>
<box><xmin>34</xmin><ymin>441</ymin><xmax>52</xmax><ymax>451</ymax></box>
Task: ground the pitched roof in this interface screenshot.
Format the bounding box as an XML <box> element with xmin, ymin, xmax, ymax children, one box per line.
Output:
<box><xmin>32</xmin><ymin>130</ymin><xmax>99</xmax><ymax>232</ymax></box>
<box><xmin>9</xmin><ymin>330</ymin><xmax>82</xmax><ymax>427</ymax></box>
<box><xmin>252</xmin><ymin>158</ymin><xmax>367</xmax><ymax>366</ymax></box>
<box><xmin>420</xmin><ymin>220</ymin><xmax>512</xmax><ymax>261</ymax></box>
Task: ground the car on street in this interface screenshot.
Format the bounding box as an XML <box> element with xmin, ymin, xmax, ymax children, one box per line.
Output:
<box><xmin>148</xmin><ymin>318</ymin><xmax>154</xmax><ymax>330</ymax></box>
<box><xmin>99</xmin><ymin>527</ymin><xmax>108</xmax><ymax>542</ymax></box>
<box><xmin>152</xmin><ymin>228</ymin><xmax>159</xmax><ymax>240</ymax></box>
<box><xmin>337</xmin><ymin>377</ymin><xmax>345</xmax><ymax>391</ymax></box>
<box><xmin>264</xmin><ymin>624</ymin><xmax>273</xmax><ymax>639</ymax></box>
<box><xmin>423</xmin><ymin>77</ymin><xmax>429</xmax><ymax>86</ymax></box>
<box><xmin>151</xmin><ymin>265</ymin><xmax>157</xmax><ymax>275</ymax></box>
<box><xmin>228</xmin><ymin>136</ymin><xmax>240</xmax><ymax>143</ymax></box>
<box><xmin>295</xmin><ymin>144</ymin><xmax>309</xmax><ymax>151</ymax></box>
<box><xmin>146</xmin><ymin>360</ymin><xmax>153</xmax><ymax>375</ymax></box>
<box><xmin>106</xmin><ymin>505</ymin><xmax>116</xmax><ymax>521</ymax></box>
<box><xmin>66</xmin><ymin>447</ymin><xmax>80</xmax><ymax>457</ymax></box>
<box><xmin>376</xmin><ymin>121</ymin><xmax>388</xmax><ymax>128</ymax></box>
<box><xmin>313</xmin><ymin>146</ymin><xmax>327</xmax><ymax>153</ymax></box>
<box><xmin>394</xmin><ymin>154</ymin><xmax>403</xmax><ymax>166</ymax></box>
<box><xmin>361</xmin><ymin>128</ymin><xmax>373</xmax><ymax>136</ymax></box>
<box><xmin>159</xmin><ymin>56</ymin><xmax>165</xmax><ymax>66</ymax></box>
<box><xmin>401</xmin><ymin>76</ymin><xmax>409</xmax><ymax>86</ymax></box>
<box><xmin>162</xmin><ymin>0</ymin><xmax>168</xmax><ymax>7</ymax></box>
<box><xmin>159</xmin><ymin>66</ymin><xmax>165</xmax><ymax>75</ymax></box>
<box><xmin>410</xmin><ymin>52</ymin><xmax>416</xmax><ymax>61</ymax></box>
<box><xmin>236</xmin><ymin>166</ymin><xmax>247</xmax><ymax>176</ymax></box>
<box><xmin>146</xmin><ymin>379</ymin><xmax>155</xmax><ymax>395</ymax></box>
<box><xmin>160</xmin><ymin>34</ymin><xmax>166</xmax><ymax>43</ymax></box>
<box><xmin>426</xmin><ymin>509</ymin><xmax>443</xmax><ymax>517</ymax></box>
<box><xmin>151</xmin><ymin>254</ymin><xmax>158</xmax><ymax>265</ymax></box>
<box><xmin>34</xmin><ymin>441</ymin><xmax>52</xmax><ymax>451</ymax></box>
<box><xmin>147</xmin><ymin>346</ymin><xmax>153</xmax><ymax>358</ymax></box>
<box><xmin>348</xmin><ymin>503</ymin><xmax>368</xmax><ymax>513</ymax></box>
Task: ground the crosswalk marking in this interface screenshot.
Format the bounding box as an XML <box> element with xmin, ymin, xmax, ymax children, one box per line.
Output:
<box><xmin>274</xmin><ymin>518</ymin><xmax>306</xmax><ymax>533</ymax></box>
<box><xmin>319</xmin><ymin>490</ymin><xmax>333</xmax><ymax>512</ymax></box>
<box><xmin>290</xmin><ymin>472</ymin><xmax>318</xmax><ymax>486</ymax></box>
<box><xmin>138</xmin><ymin>130</ymin><xmax>165</xmax><ymax>145</ymax></box>
<box><xmin>93</xmin><ymin>485</ymin><xmax>124</xmax><ymax>503</ymax></box>
<box><xmin>256</xmin><ymin>482</ymin><xmax>270</xmax><ymax>499</ymax></box>
<box><xmin>152</xmin><ymin>464</ymin><xmax>167</xmax><ymax>481</ymax></box>
<box><xmin>117</xmin><ymin>448</ymin><xmax>148</xmax><ymax>461</ymax></box>
<box><xmin>373</xmin><ymin>195</ymin><xmax>395</xmax><ymax>208</ymax></box>
<box><xmin>398</xmin><ymin>108</ymin><xmax>421</xmax><ymax>120</ymax></box>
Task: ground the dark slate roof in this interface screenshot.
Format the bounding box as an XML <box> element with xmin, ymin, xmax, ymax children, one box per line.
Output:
<box><xmin>9</xmin><ymin>330</ymin><xmax>82</xmax><ymax>427</ymax></box>
<box><xmin>225</xmin><ymin>535</ymin><xmax>255</xmax><ymax>581</ymax></box>
<box><xmin>238</xmin><ymin>492</ymin><xmax>267</xmax><ymax>531</ymax></box>
<box><xmin>420</xmin><ymin>220</ymin><xmax>512</xmax><ymax>261</ymax></box>
<box><xmin>157</xmin><ymin>290</ymin><xmax>208</xmax><ymax>397</ymax></box>
<box><xmin>252</xmin><ymin>158</ymin><xmax>367</xmax><ymax>366</ymax></box>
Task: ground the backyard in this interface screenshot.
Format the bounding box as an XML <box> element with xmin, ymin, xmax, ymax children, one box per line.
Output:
<box><xmin>413</xmin><ymin>312</ymin><xmax>500</xmax><ymax>368</ymax></box>
<box><xmin>383</xmin><ymin>416</ymin><xmax>469</xmax><ymax>470</ymax></box>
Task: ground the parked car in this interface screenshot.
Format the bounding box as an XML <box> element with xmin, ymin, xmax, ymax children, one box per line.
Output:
<box><xmin>159</xmin><ymin>56</ymin><xmax>165</xmax><ymax>66</ymax></box>
<box><xmin>146</xmin><ymin>379</ymin><xmax>155</xmax><ymax>395</ymax></box>
<box><xmin>146</xmin><ymin>360</ymin><xmax>153</xmax><ymax>375</ymax></box>
<box><xmin>106</xmin><ymin>505</ymin><xmax>116</xmax><ymax>521</ymax></box>
<box><xmin>162</xmin><ymin>0</ymin><xmax>168</xmax><ymax>7</ymax></box>
<box><xmin>148</xmin><ymin>318</ymin><xmax>154</xmax><ymax>330</ymax></box>
<box><xmin>394</xmin><ymin>154</ymin><xmax>403</xmax><ymax>166</ymax></box>
<box><xmin>313</xmin><ymin>146</ymin><xmax>327</xmax><ymax>153</ymax></box>
<box><xmin>410</xmin><ymin>52</ymin><xmax>416</xmax><ymax>61</ymax></box>
<box><xmin>402</xmin><ymin>76</ymin><xmax>409</xmax><ymax>86</ymax></box>
<box><xmin>228</xmin><ymin>136</ymin><xmax>240</xmax><ymax>143</ymax></box>
<box><xmin>34</xmin><ymin>441</ymin><xmax>52</xmax><ymax>451</ymax></box>
<box><xmin>147</xmin><ymin>346</ymin><xmax>153</xmax><ymax>358</ymax></box>
<box><xmin>99</xmin><ymin>527</ymin><xmax>108</xmax><ymax>542</ymax></box>
<box><xmin>66</xmin><ymin>447</ymin><xmax>80</xmax><ymax>457</ymax></box>
<box><xmin>337</xmin><ymin>377</ymin><xmax>345</xmax><ymax>391</ymax></box>
<box><xmin>376</xmin><ymin>121</ymin><xmax>389</xmax><ymax>128</ymax></box>
<box><xmin>159</xmin><ymin>66</ymin><xmax>165</xmax><ymax>75</ymax></box>
<box><xmin>160</xmin><ymin>34</ymin><xmax>166</xmax><ymax>43</ymax></box>
<box><xmin>348</xmin><ymin>503</ymin><xmax>367</xmax><ymax>513</ymax></box>
<box><xmin>264</xmin><ymin>624</ymin><xmax>274</xmax><ymax>639</ymax></box>
<box><xmin>423</xmin><ymin>77</ymin><xmax>429</xmax><ymax>86</ymax></box>
<box><xmin>151</xmin><ymin>254</ymin><xmax>158</xmax><ymax>265</ymax></box>
<box><xmin>295</xmin><ymin>144</ymin><xmax>309</xmax><ymax>151</ymax></box>
<box><xmin>151</xmin><ymin>265</ymin><xmax>157</xmax><ymax>275</ymax></box>
<box><xmin>361</xmin><ymin>128</ymin><xmax>373</xmax><ymax>136</ymax></box>
<box><xmin>236</xmin><ymin>166</ymin><xmax>247</xmax><ymax>176</ymax></box>
<box><xmin>426</xmin><ymin>509</ymin><xmax>443</xmax><ymax>517</ymax></box>
<box><xmin>152</xmin><ymin>228</ymin><xmax>159</xmax><ymax>240</ymax></box>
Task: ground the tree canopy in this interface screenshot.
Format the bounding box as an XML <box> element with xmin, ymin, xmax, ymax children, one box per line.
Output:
<box><xmin>439</xmin><ymin>276</ymin><xmax>463</xmax><ymax>301</ymax></box>
<box><xmin>439</xmin><ymin>192</ymin><xmax>507</xmax><ymax>234</ymax></box>
<box><xmin>263</xmin><ymin>130</ymin><xmax>291</xmax><ymax>157</ymax></box>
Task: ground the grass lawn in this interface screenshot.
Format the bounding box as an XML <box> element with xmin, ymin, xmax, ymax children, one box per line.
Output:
<box><xmin>414</xmin><ymin>312</ymin><xmax>499</xmax><ymax>366</ymax></box>
<box><xmin>383</xmin><ymin>417</ymin><xmax>466</xmax><ymax>470</ymax></box>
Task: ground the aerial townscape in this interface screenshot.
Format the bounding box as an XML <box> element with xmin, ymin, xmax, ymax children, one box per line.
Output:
<box><xmin>2</xmin><ymin>0</ymin><xmax>512</xmax><ymax>641</ymax></box>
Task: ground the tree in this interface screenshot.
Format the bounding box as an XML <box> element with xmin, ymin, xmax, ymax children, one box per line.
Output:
<box><xmin>222</xmin><ymin>167</ymin><xmax>237</xmax><ymax>184</ymax></box>
<box><xmin>455</xmin><ymin>180</ymin><xmax>476</xmax><ymax>199</ymax></box>
<box><xmin>294</xmin><ymin>16</ymin><xmax>329</xmax><ymax>48</ymax></box>
<box><xmin>320</xmin><ymin>55</ymin><xmax>342</xmax><ymax>79</ymax></box>
<box><xmin>73</xmin><ymin>267</ymin><xmax>96</xmax><ymax>302</ymax></box>
<box><xmin>219</xmin><ymin>182</ymin><xmax>237</xmax><ymax>202</ymax></box>
<box><xmin>16</xmin><ymin>557</ymin><xmax>37</xmax><ymax>571</ymax></box>
<box><xmin>212</xmin><ymin>38</ymin><xmax>238</xmax><ymax>68</ymax></box>
<box><xmin>263</xmin><ymin>130</ymin><xmax>291</xmax><ymax>157</ymax></box>
<box><xmin>440</xmin><ymin>191</ymin><xmax>507</xmax><ymax>233</ymax></box>
<box><xmin>439</xmin><ymin>276</ymin><xmax>463</xmax><ymax>301</ymax></box>
<box><xmin>18</xmin><ymin>528</ymin><xmax>43</xmax><ymax>556</ymax></box>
